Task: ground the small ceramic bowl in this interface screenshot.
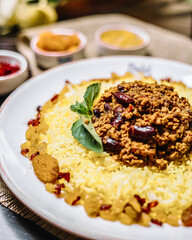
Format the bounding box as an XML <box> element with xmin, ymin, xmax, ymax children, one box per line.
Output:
<box><xmin>0</xmin><ymin>50</ymin><xmax>28</xmax><ymax>95</ymax></box>
<box><xmin>30</xmin><ymin>28</ymin><xmax>87</xmax><ymax>69</ymax></box>
<box><xmin>95</xmin><ymin>23</ymin><xmax>150</xmax><ymax>56</ymax></box>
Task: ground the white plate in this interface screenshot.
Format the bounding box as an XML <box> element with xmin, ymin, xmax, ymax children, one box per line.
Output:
<box><xmin>1</xmin><ymin>56</ymin><xmax>192</xmax><ymax>240</ymax></box>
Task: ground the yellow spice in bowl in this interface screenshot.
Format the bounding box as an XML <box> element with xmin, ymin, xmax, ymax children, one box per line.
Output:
<box><xmin>101</xmin><ymin>30</ymin><xmax>143</xmax><ymax>48</ymax></box>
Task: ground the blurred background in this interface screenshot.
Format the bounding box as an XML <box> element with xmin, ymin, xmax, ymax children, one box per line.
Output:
<box><xmin>0</xmin><ymin>0</ymin><xmax>192</xmax><ymax>37</ymax></box>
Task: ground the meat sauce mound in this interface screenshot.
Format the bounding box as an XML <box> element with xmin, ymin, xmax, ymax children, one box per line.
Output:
<box><xmin>92</xmin><ymin>81</ymin><xmax>192</xmax><ymax>169</ymax></box>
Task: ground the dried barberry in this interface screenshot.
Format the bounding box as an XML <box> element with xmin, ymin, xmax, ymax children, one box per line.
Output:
<box><xmin>36</xmin><ymin>113</ymin><xmax>41</xmax><ymax>120</ymax></box>
<box><xmin>57</xmin><ymin>172</ymin><xmax>70</xmax><ymax>182</ymax></box>
<box><xmin>182</xmin><ymin>205</ymin><xmax>192</xmax><ymax>226</ymax></box>
<box><xmin>30</xmin><ymin>151</ymin><xmax>39</xmax><ymax>160</ymax></box>
<box><xmin>54</xmin><ymin>183</ymin><xmax>65</xmax><ymax>195</ymax></box>
<box><xmin>28</xmin><ymin>119</ymin><xmax>40</xmax><ymax>126</ymax></box>
<box><xmin>151</xmin><ymin>219</ymin><xmax>163</xmax><ymax>226</ymax></box>
<box><xmin>36</xmin><ymin>106</ymin><xmax>42</xmax><ymax>112</ymax></box>
<box><xmin>72</xmin><ymin>196</ymin><xmax>81</xmax><ymax>205</ymax></box>
<box><xmin>100</xmin><ymin>204</ymin><xmax>112</xmax><ymax>210</ymax></box>
<box><xmin>142</xmin><ymin>200</ymin><xmax>159</xmax><ymax>213</ymax></box>
<box><xmin>0</xmin><ymin>62</ymin><xmax>20</xmax><ymax>76</ymax></box>
<box><xmin>134</xmin><ymin>194</ymin><xmax>145</xmax><ymax>206</ymax></box>
<box><xmin>21</xmin><ymin>148</ymin><xmax>29</xmax><ymax>156</ymax></box>
<box><xmin>51</xmin><ymin>94</ymin><xmax>59</xmax><ymax>102</ymax></box>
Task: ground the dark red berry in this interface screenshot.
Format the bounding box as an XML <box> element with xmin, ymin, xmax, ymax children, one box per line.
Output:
<box><xmin>128</xmin><ymin>125</ymin><xmax>156</xmax><ymax>141</ymax></box>
<box><xmin>114</xmin><ymin>92</ymin><xmax>134</xmax><ymax>106</ymax></box>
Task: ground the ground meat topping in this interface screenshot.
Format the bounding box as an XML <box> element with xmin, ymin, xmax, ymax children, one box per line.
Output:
<box><xmin>92</xmin><ymin>81</ymin><xmax>192</xmax><ymax>169</ymax></box>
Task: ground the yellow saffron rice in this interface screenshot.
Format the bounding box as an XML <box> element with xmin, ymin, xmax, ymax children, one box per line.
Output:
<box><xmin>22</xmin><ymin>73</ymin><xmax>192</xmax><ymax>226</ymax></box>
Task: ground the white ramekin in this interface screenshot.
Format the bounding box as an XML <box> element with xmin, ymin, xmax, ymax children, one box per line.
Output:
<box><xmin>0</xmin><ymin>50</ymin><xmax>28</xmax><ymax>95</ymax></box>
<box><xmin>95</xmin><ymin>23</ymin><xmax>151</xmax><ymax>56</ymax></box>
<box><xmin>30</xmin><ymin>28</ymin><xmax>87</xmax><ymax>69</ymax></box>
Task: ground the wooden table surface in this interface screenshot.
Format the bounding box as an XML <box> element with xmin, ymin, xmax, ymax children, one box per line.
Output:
<box><xmin>56</xmin><ymin>0</ymin><xmax>192</xmax><ymax>37</ymax></box>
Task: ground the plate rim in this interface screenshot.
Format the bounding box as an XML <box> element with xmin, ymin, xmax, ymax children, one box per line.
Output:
<box><xmin>1</xmin><ymin>55</ymin><xmax>192</xmax><ymax>240</ymax></box>
<box><xmin>1</xmin><ymin>54</ymin><xmax>192</xmax><ymax>111</ymax></box>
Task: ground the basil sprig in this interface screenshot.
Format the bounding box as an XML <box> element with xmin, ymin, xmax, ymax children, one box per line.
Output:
<box><xmin>70</xmin><ymin>83</ymin><xmax>103</xmax><ymax>153</ymax></box>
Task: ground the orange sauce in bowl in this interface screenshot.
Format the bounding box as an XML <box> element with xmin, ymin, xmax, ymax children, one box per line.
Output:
<box><xmin>36</xmin><ymin>32</ymin><xmax>80</xmax><ymax>52</ymax></box>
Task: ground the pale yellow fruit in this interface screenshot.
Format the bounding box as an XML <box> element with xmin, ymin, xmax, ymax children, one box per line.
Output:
<box><xmin>12</xmin><ymin>3</ymin><xmax>57</xmax><ymax>28</ymax></box>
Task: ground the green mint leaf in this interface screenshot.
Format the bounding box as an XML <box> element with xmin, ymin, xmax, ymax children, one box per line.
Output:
<box><xmin>70</xmin><ymin>82</ymin><xmax>103</xmax><ymax>153</ymax></box>
<box><xmin>71</xmin><ymin>119</ymin><xmax>103</xmax><ymax>153</ymax></box>
<box><xmin>70</xmin><ymin>101</ymin><xmax>89</xmax><ymax>115</ymax></box>
<box><xmin>83</xmin><ymin>83</ymin><xmax>101</xmax><ymax>113</ymax></box>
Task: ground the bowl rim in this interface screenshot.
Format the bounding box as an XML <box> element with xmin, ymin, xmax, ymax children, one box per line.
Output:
<box><xmin>0</xmin><ymin>50</ymin><xmax>28</xmax><ymax>81</ymax></box>
<box><xmin>30</xmin><ymin>28</ymin><xmax>87</xmax><ymax>57</ymax></box>
<box><xmin>95</xmin><ymin>23</ymin><xmax>151</xmax><ymax>51</ymax></box>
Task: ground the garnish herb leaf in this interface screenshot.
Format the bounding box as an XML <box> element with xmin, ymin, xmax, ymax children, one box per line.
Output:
<box><xmin>71</xmin><ymin>118</ymin><xmax>103</xmax><ymax>153</ymax></box>
<box><xmin>70</xmin><ymin>101</ymin><xmax>90</xmax><ymax>115</ymax></box>
<box><xmin>83</xmin><ymin>83</ymin><xmax>101</xmax><ymax>113</ymax></box>
<box><xmin>70</xmin><ymin>83</ymin><xmax>103</xmax><ymax>153</ymax></box>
